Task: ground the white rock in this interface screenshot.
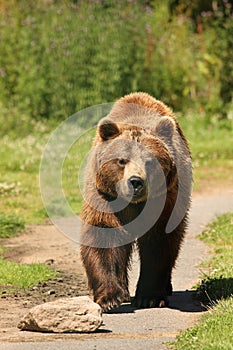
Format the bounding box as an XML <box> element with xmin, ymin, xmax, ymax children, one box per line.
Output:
<box><xmin>18</xmin><ymin>296</ymin><xmax>102</xmax><ymax>333</ymax></box>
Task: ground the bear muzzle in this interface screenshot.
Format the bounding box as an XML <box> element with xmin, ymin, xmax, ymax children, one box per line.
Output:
<box><xmin>127</xmin><ymin>176</ymin><xmax>146</xmax><ymax>199</ymax></box>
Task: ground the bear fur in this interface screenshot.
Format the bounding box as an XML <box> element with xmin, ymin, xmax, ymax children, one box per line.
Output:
<box><xmin>80</xmin><ymin>92</ymin><xmax>192</xmax><ymax>311</ymax></box>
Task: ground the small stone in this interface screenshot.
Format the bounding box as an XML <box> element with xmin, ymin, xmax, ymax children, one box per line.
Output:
<box><xmin>17</xmin><ymin>296</ymin><xmax>102</xmax><ymax>333</ymax></box>
<box><xmin>45</xmin><ymin>259</ymin><xmax>54</xmax><ymax>265</ymax></box>
<box><xmin>32</xmin><ymin>286</ymin><xmax>39</xmax><ymax>291</ymax></box>
<box><xmin>47</xmin><ymin>289</ymin><xmax>56</xmax><ymax>295</ymax></box>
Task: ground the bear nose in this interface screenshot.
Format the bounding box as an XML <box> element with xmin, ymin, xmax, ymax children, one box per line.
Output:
<box><xmin>128</xmin><ymin>176</ymin><xmax>144</xmax><ymax>193</ymax></box>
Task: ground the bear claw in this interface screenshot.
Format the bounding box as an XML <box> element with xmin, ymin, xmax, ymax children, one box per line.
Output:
<box><xmin>132</xmin><ymin>296</ymin><xmax>169</xmax><ymax>309</ymax></box>
<box><xmin>95</xmin><ymin>287</ymin><xmax>130</xmax><ymax>312</ymax></box>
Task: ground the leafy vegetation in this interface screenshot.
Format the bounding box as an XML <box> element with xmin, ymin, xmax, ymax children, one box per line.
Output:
<box><xmin>0</xmin><ymin>0</ymin><xmax>232</xmax><ymax>125</ymax></box>
<box><xmin>170</xmin><ymin>213</ymin><xmax>233</xmax><ymax>349</ymax></box>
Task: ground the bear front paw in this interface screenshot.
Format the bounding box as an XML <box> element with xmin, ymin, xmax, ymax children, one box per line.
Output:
<box><xmin>94</xmin><ymin>285</ymin><xmax>130</xmax><ymax>312</ymax></box>
<box><xmin>132</xmin><ymin>294</ymin><xmax>169</xmax><ymax>308</ymax></box>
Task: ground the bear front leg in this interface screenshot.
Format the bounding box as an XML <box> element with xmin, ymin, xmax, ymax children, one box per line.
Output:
<box><xmin>81</xmin><ymin>244</ymin><xmax>132</xmax><ymax>311</ymax></box>
<box><xmin>133</xmin><ymin>234</ymin><xmax>176</xmax><ymax>308</ymax></box>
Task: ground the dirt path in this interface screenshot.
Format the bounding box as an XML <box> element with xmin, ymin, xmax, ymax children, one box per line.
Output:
<box><xmin>0</xmin><ymin>188</ymin><xmax>233</xmax><ymax>349</ymax></box>
<box><xmin>0</xmin><ymin>225</ymin><xmax>89</xmax><ymax>340</ymax></box>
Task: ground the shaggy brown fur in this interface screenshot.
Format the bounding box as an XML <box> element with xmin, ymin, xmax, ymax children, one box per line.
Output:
<box><xmin>80</xmin><ymin>92</ymin><xmax>192</xmax><ymax>311</ymax></box>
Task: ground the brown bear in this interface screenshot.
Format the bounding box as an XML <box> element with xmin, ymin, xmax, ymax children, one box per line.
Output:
<box><xmin>80</xmin><ymin>92</ymin><xmax>192</xmax><ymax>312</ymax></box>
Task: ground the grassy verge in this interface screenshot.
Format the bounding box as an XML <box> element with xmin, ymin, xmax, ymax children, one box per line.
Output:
<box><xmin>179</xmin><ymin>115</ymin><xmax>233</xmax><ymax>192</ymax></box>
<box><xmin>0</xmin><ymin>212</ymin><xmax>56</xmax><ymax>292</ymax></box>
<box><xmin>170</xmin><ymin>213</ymin><xmax>233</xmax><ymax>350</ymax></box>
<box><xmin>197</xmin><ymin>213</ymin><xmax>233</xmax><ymax>303</ymax></box>
<box><xmin>0</xmin><ymin>122</ymin><xmax>55</xmax><ymax>223</ymax></box>
<box><xmin>0</xmin><ymin>260</ymin><xmax>56</xmax><ymax>292</ymax></box>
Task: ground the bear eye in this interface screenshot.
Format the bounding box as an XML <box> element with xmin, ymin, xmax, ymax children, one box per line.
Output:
<box><xmin>118</xmin><ymin>158</ymin><xmax>128</xmax><ymax>166</ymax></box>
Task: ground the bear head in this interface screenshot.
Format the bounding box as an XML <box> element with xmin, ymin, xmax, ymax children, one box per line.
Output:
<box><xmin>91</xmin><ymin>113</ymin><xmax>178</xmax><ymax>204</ymax></box>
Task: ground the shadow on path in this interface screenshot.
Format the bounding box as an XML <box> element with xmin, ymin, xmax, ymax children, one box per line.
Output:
<box><xmin>169</xmin><ymin>290</ymin><xmax>205</xmax><ymax>312</ymax></box>
<box><xmin>106</xmin><ymin>290</ymin><xmax>205</xmax><ymax>314</ymax></box>
<box><xmin>196</xmin><ymin>277</ymin><xmax>233</xmax><ymax>304</ymax></box>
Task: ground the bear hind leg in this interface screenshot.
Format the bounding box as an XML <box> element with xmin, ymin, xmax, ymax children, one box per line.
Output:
<box><xmin>133</xmin><ymin>236</ymin><xmax>176</xmax><ymax>309</ymax></box>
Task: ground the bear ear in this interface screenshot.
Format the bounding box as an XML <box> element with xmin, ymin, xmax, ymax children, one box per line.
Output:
<box><xmin>155</xmin><ymin>116</ymin><xmax>176</xmax><ymax>140</ymax></box>
<box><xmin>98</xmin><ymin>119</ymin><xmax>120</xmax><ymax>141</ymax></box>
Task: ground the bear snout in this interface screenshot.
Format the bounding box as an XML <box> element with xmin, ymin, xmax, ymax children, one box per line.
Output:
<box><xmin>127</xmin><ymin>176</ymin><xmax>146</xmax><ymax>199</ymax></box>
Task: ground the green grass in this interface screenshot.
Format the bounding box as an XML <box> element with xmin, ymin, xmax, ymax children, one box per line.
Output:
<box><xmin>170</xmin><ymin>213</ymin><xmax>233</xmax><ymax>350</ymax></box>
<box><xmin>173</xmin><ymin>298</ymin><xmax>233</xmax><ymax>350</ymax></box>
<box><xmin>196</xmin><ymin>213</ymin><xmax>233</xmax><ymax>303</ymax></box>
<box><xmin>0</xmin><ymin>124</ymin><xmax>55</xmax><ymax>223</ymax></box>
<box><xmin>0</xmin><ymin>127</ymin><xmax>58</xmax><ymax>289</ymax></box>
<box><xmin>0</xmin><ymin>212</ymin><xmax>25</xmax><ymax>238</ymax></box>
<box><xmin>179</xmin><ymin>115</ymin><xmax>233</xmax><ymax>191</ymax></box>
<box><xmin>0</xmin><ymin>258</ymin><xmax>56</xmax><ymax>291</ymax></box>
<box><xmin>0</xmin><ymin>211</ymin><xmax>56</xmax><ymax>291</ymax></box>
<box><xmin>62</xmin><ymin>128</ymin><xmax>95</xmax><ymax>215</ymax></box>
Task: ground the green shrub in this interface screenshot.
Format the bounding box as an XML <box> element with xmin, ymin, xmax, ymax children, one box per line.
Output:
<box><xmin>0</xmin><ymin>0</ymin><xmax>232</xmax><ymax>127</ymax></box>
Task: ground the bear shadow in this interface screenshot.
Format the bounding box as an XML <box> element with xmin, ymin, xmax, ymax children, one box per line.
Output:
<box><xmin>168</xmin><ymin>290</ymin><xmax>205</xmax><ymax>312</ymax></box>
<box><xmin>106</xmin><ymin>290</ymin><xmax>206</xmax><ymax>314</ymax></box>
<box><xmin>106</xmin><ymin>302</ymin><xmax>137</xmax><ymax>314</ymax></box>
